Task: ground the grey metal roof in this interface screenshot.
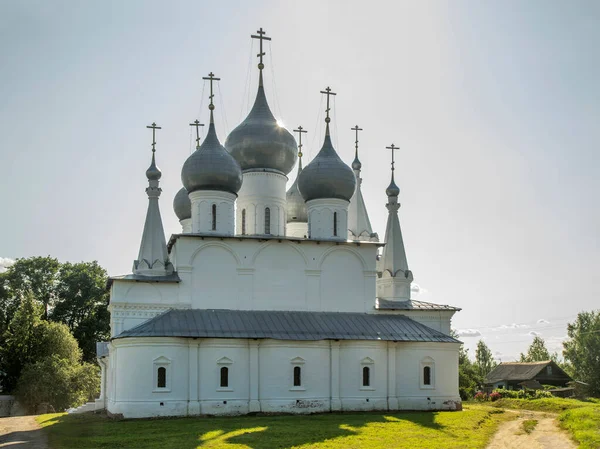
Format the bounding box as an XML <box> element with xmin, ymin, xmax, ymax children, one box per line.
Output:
<box><xmin>115</xmin><ymin>309</ymin><xmax>459</xmax><ymax>343</ymax></box>
<box><xmin>484</xmin><ymin>361</ymin><xmax>571</xmax><ymax>384</ymax></box>
<box><xmin>106</xmin><ymin>272</ymin><xmax>180</xmax><ymax>289</ymax></box>
<box><xmin>375</xmin><ymin>298</ymin><xmax>461</xmax><ymax>312</ymax></box>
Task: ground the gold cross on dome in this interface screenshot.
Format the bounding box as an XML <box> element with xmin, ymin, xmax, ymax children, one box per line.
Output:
<box><xmin>202</xmin><ymin>72</ymin><xmax>221</xmax><ymax>109</ymax></box>
<box><xmin>146</xmin><ymin>122</ymin><xmax>162</xmax><ymax>152</ymax></box>
<box><xmin>293</xmin><ymin>126</ymin><xmax>307</xmax><ymax>157</ymax></box>
<box><xmin>189</xmin><ymin>120</ymin><xmax>204</xmax><ymax>148</ymax></box>
<box><xmin>251</xmin><ymin>27</ymin><xmax>271</xmax><ymax>70</ymax></box>
<box><xmin>386</xmin><ymin>143</ymin><xmax>400</xmax><ymax>171</ymax></box>
<box><xmin>320</xmin><ymin>87</ymin><xmax>337</xmax><ymax>123</ymax></box>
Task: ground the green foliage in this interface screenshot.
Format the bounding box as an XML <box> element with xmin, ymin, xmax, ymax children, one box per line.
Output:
<box><xmin>0</xmin><ymin>257</ymin><xmax>110</xmax><ymax>362</ymax></box>
<box><xmin>451</xmin><ymin>330</ymin><xmax>483</xmax><ymax>400</ymax></box>
<box><xmin>16</xmin><ymin>355</ymin><xmax>99</xmax><ymax>412</ymax></box>
<box><xmin>563</xmin><ymin>310</ymin><xmax>600</xmax><ymax>397</ymax></box>
<box><xmin>37</xmin><ymin>406</ymin><xmax>511</xmax><ymax>449</ymax></box>
<box><xmin>521</xmin><ymin>419</ymin><xmax>538</xmax><ymax>434</ymax></box>
<box><xmin>475</xmin><ymin>339</ymin><xmax>496</xmax><ymax>379</ymax></box>
<box><xmin>519</xmin><ymin>336</ymin><xmax>558</xmax><ymax>362</ymax></box>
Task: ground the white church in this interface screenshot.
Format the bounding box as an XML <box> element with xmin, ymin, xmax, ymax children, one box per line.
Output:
<box><xmin>96</xmin><ymin>29</ymin><xmax>462</xmax><ymax>418</ymax></box>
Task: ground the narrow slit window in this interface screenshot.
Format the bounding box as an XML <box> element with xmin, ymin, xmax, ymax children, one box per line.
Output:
<box><xmin>333</xmin><ymin>212</ymin><xmax>338</xmax><ymax>236</ymax></box>
<box><xmin>157</xmin><ymin>367</ymin><xmax>166</xmax><ymax>388</ymax></box>
<box><xmin>293</xmin><ymin>366</ymin><xmax>301</xmax><ymax>386</ymax></box>
<box><xmin>211</xmin><ymin>204</ymin><xmax>217</xmax><ymax>231</ymax></box>
<box><xmin>220</xmin><ymin>366</ymin><xmax>229</xmax><ymax>387</ymax></box>
<box><xmin>362</xmin><ymin>366</ymin><xmax>370</xmax><ymax>387</ymax></box>
<box><xmin>265</xmin><ymin>207</ymin><xmax>271</xmax><ymax>234</ymax></box>
<box><xmin>242</xmin><ymin>209</ymin><xmax>246</xmax><ymax>235</ymax></box>
<box><xmin>423</xmin><ymin>366</ymin><xmax>431</xmax><ymax>386</ymax></box>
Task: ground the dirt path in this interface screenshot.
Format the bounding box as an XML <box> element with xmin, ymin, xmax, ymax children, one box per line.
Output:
<box><xmin>486</xmin><ymin>410</ymin><xmax>576</xmax><ymax>449</ymax></box>
<box><xmin>0</xmin><ymin>416</ymin><xmax>48</xmax><ymax>449</ymax></box>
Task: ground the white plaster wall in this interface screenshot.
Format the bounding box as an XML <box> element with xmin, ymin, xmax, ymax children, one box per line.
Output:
<box><xmin>190</xmin><ymin>244</ymin><xmax>240</xmax><ymax>310</ymax></box>
<box><xmin>306</xmin><ymin>198</ymin><xmax>349</xmax><ymax>240</ymax></box>
<box><xmin>320</xmin><ymin>247</ymin><xmax>367</xmax><ymax>313</ymax></box>
<box><xmin>189</xmin><ymin>190</ymin><xmax>236</xmax><ymax>235</ymax></box>
<box><xmin>236</xmin><ymin>171</ymin><xmax>287</xmax><ymax>236</ymax></box>
<box><xmin>286</xmin><ymin>222</ymin><xmax>308</xmax><ymax>239</ymax></box>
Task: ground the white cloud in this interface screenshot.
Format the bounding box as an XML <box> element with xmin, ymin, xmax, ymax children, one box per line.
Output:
<box><xmin>528</xmin><ymin>331</ymin><xmax>541</xmax><ymax>337</ymax></box>
<box><xmin>456</xmin><ymin>329</ymin><xmax>482</xmax><ymax>337</ymax></box>
<box><xmin>537</xmin><ymin>319</ymin><xmax>550</xmax><ymax>324</ymax></box>
<box><xmin>0</xmin><ymin>257</ymin><xmax>15</xmax><ymax>273</ymax></box>
<box><xmin>411</xmin><ymin>283</ymin><xmax>428</xmax><ymax>295</ymax></box>
<box><xmin>493</xmin><ymin>323</ymin><xmax>530</xmax><ymax>331</ymax></box>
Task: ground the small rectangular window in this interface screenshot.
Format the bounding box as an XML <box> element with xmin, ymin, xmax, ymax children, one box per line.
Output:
<box><xmin>220</xmin><ymin>366</ymin><xmax>229</xmax><ymax>387</ymax></box>
<box><xmin>362</xmin><ymin>366</ymin><xmax>370</xmax><ymax>387</ymax></box>
<box><xmin>265</xmin><ymin>207</ymin><xmax>271</xmax><ymax>234</ymax></box>
<box><xmin>157</xmin><ymin>367</ymin><xmax>166</xmax><ymax>388</ymax></box>
<box><xmin>211</xmin><ymin>204</ymin><xmax>217</xmax><ymax>231</ymax></box>
<box><xmin>293</xmin><ymin>366</ymin><xmax>301</xmax><ymax>386</ymax></box>
<box><xmin>423</xmin><ymin>366</ymin><xmax>431</xmax><ymax>385</ymax></box>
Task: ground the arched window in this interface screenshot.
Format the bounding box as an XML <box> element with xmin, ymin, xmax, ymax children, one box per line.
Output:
<box><xmin>333</xmin><ymin>211</ymin><xmax>338</xmax><ymax>236</ymax></box>
<box><xmin>157</xmin><ymin>367</ymin><xmax>166</xmax><ymax>388</ymax></box>
<box><xmin>211</xmin><ymin>204</ymin><xmax>217</xmax><ymax>231</ymax></box>
<box><xmin>241</xmin><ymin>209</ymin><xmax>246</xmax><ymax>235</ymax></box>
<box><xmin>362</xmin><ymin>366</ymin><xmax>370</xmax><ymax>387</ymax></box>
<box><xmin>264</xmin><ymin>207</ymin><xmax>271</xmax><ymax>234</ymax></box>
<box><xmin>423</xmin><ymin>366</ymin><xmax>431</xmax><ymax>386</ymax></box>
<box><xmin>220</xmin><ymin>366</ymin><xmax>229</xmax><ymax>388</ymax></box>
<box><xmin>293</xmin><ymin>366</ymin><xmax>301</xmax><ymax>386</ymax></box>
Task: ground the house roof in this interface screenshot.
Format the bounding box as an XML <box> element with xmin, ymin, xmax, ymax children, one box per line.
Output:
<box><xmin>115</xmin><ymin>308</ymin><xmax>460</xmax><ymax>343</ymax></box>
<box><xmin>485</xmin><ymin>361</ymin><xmax>570</xmax><ymax>384</ymax></box>
<box><xmin>375</xmin><ymin>298</ymin><xmax>461</xmax><ymax>312</ymax></box>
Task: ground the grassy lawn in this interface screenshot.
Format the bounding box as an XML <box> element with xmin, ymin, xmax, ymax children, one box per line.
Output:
<box><xmin>36</xmin><ymin>404</ymin><xmax>511</xmax><ymax>449</ymax></box>
<box><xmin>487</xmin><ymin>397</ymin><xmax>600</xmax><ymax>449</ymax></box>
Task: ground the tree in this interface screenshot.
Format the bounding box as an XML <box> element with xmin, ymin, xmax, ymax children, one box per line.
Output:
<box><xmin>475</xmin><ymin>339</ymin><xmax>496</xmax><ymax>379</ymax></box>
<box><xmin>563</xmin><ymin>310</ymin><xmax>600</xmax><ymax>397</ymax></box>
<box><xmin>451</xmin><ymin>330</ymin><xmax>483</xmax><ymax>399</ymax></box>
<box><xmin>51</xmin><ymin>261</ymin><xmax>110</xmax><ymax>361</ymax></box>
<box><xmin>519</xmin><ymin>336</ymin><xmax>558</xmax><ymax>362</ymax></box>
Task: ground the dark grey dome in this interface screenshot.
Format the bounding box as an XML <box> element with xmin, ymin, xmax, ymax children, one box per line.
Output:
<box><xmin>351</xmin><ymin>155</ymin><xmax>362</xmax><ymax>171</ymax></box>
<box><xmin>181</xmin><ymin>118</ymin><xmax>243</xmax><ymax>195</ymax></box>
<box><xmin>225</xmin><ymin>80</ymin><xmax>297</xmax><ymax>175</ymax></box>
<box><xmin>386</xmin><ymin>175</ymin><xmax>400</xmax><ymax>197</ymax></box>
<box><xmin>298</xmin><ymin>130</ymin><xmax>356</xmax><ymax>202</ymax></box>
<box><xmin>173</xmin><ymin>187</ymin><xmax>191</xmax><ymax>221</ymax></box>
<box><xmin>286</xmin><ymin>161</ymin><xmax>307</xmax><ymax>223</ymax></box>
<box><xmin>146</xmin><ymin>153</ymin><xmax>162</xmax><ymax>180</ymax></box>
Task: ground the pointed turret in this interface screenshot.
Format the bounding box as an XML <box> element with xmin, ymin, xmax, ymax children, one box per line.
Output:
<box><xmin>347</xmin><ymin>126</ymin><xmax>378</xmax><ymax>242</ymax></box>
<box><xmin>377</xmin><ymin>143</ymin><xmax>412</xmax><ymax>301</ymax></box>
<box><xmin>133</xmin><ymin>123</ymin><xmax>173</xmax><ymax>276</ymax></box>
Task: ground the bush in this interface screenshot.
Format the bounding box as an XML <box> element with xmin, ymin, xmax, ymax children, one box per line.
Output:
<box><xmin>475</xmin><ymin>392</ymin><xmax>488</xmax><ymax>401</ymax></box>
<box><xmin>489</xmin><ymin>392</ymin><xmax>502</xmax><ymax>401</ymax></box>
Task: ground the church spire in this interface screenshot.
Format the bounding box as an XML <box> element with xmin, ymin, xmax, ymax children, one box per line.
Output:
<box><xmin>377</xmin><ymin>143</ymin><xmax>412</xmax><ymax>301</ymax></box>
<box><xmin>347</xmin><ymin>126</ymin><xmax>377</xmax><ymax>241</ymax></box>
<box><xmin>133</xmin><ymin>123</ymin><xmax>173</xmax><ymax>276</ymax></box>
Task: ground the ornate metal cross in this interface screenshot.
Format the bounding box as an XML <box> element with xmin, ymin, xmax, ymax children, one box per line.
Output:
<box><xmin>189</xmin><ymin>119</ymin><xmax>204</xmax><ymax>148</ymax></box>
<box><xmin>251</xmin><ymin>27</ymin><xmax>271</xmax><ymax>70</ymax></box>
<box><xmin>202</xmin><ymin>72</ymin><xmax>221</xmax><ymax>109</ymax></box>
<box><xmin>146</xmin><ymin>122</ymin><xmax>162</xmax><ymax>152</ymax></box>
<box><xmin>351</xmin><ymin>125</ymin><xmax>363</xmax><ymax>153</ymax></box>
<box><xmin>320</xmin><ymin>87</ymin><xmax>337</xmax><ymax>123</ymax></box>
<box><xmin>386</xmin><ymin>143</ymin><xmax>400</xmax><ymax>171</ymax></box>
<box><xmin>293</xmin><ymin>126</ymin><xmax>307</xmax><ymax>158</ymax></box>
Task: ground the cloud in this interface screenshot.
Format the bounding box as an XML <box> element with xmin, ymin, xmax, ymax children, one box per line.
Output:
<box><xmin>411</xmin><ymin>283</ymin><xmax>428</xmax><ymax>295</ymax></box>
<box><xmin>528</xmin><ymin>331</ymin><xmax>541</xmax><ymax>337</ymax></box>
<box><xmin>0</xmin><ymin>257</ymin><xmax>14</xmax><ymax>273</ymax></box>
<box><xmin>537</xmin><ymin>319</ymin><xmax>550</xmax><ymax>324</ymax></box>
<box><xmin>456</xmin><ymin>329</ymin><xmax>482</xmax><ymax>337</ymax></box>
<box><xmin>493</xmin><ymin>323</ymin><xmax>530</xmax><ymax>331</ymax></box>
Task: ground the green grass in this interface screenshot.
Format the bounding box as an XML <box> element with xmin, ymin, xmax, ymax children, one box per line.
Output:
<box><xmin>521</xmin><ymin>419</ymin><xmax>538</xmax><ymax>434</ymax></box>
<box><xmin>486</xmin><ymin>397</ymin><xmax>600</xmax><ymax>449</ymax></box>
<box><xmin>36</xmin><ymin>404</ymin><xmax>511</xmax><ymax>449</ymax></box>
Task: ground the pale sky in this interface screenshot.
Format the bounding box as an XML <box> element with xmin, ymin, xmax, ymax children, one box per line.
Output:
<box><xmin>1</xmin><ymin>0</ymin><xmax>598</xmax><ymax>361</ymax></box>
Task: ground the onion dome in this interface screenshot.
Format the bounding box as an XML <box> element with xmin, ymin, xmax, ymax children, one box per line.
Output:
<box><xmin>298</xmin><ymin>126</ymin><xmax>356</xmax><ymax>202</ymax></box>
<box><xmin>173</xmin><ymin>187</ymin><xmax>191</xmax><ymax>221</ymax></box>
<box><xmin>386</xmin><ymin>175</ymin><xmax>400</xmax><ymax>197</ymax></box>
<box><xmin>352</xmin><ymin>156</ymin><xmax>362</xmax><ymax>171</ymax></box>
<box><xmin>225</xmin><ymin>74</ymin><xmax>297</xmax><ymax>175</ymax></box>
<box><xmin>286</xmin><ymin>157</ymin><xmax>307</xmax><ymax>223</ymax></box>
<box><xmin>181</xmin><ymin>113</ymin><xmax>243</xmax><ymax>195</ymax></box>
<box><xmin>146</xmin><ymin>152</ymin><xmax>162</xmax><ymax>180</ymax></box>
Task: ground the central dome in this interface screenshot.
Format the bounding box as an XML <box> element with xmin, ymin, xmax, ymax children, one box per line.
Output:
<box><xmin>225</xmin><ymin>78</ymin><xmax>297</xmax><ymax>175</ymax></box>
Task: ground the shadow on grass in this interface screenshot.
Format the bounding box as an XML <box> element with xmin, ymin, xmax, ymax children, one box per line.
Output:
<box><xmin>38</xmin><ymin>410</ymin><xmax>448</xmax><ymax>449</ymax></box>
<box><xmin>0</xmin><ymin>426</ymin><xmax>48</xmax><ymax>448</ymax></box>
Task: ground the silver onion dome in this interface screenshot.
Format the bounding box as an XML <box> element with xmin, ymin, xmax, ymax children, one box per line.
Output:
<box><xmin>181</xmin><ymin>117</ymin><xmax>243</xmax><ymax>195</ymax></box>
<box><xmin>386</xmin><ymin>175</ymin><xmax>400</xmax><ymax>197</ymax></box>
<box><xmin>298</xmin><ymin>130</ymin><xmax>356</xmax><ymax>202</ymax></box>
<box><xmin>225</xmin><ymin>77</ymin><xmax>297</xmax><ymax>175</ymax></box>
<box><xmin>146</xmin><ymin>153</ymin><xmax>162</xmax><ymax>180</ymax></box>
<box><xmin>173</xmin><ymin>187</ymin><xmax>191</xmax><ymax>221</ymax></box>
<box><xmin>352</xmin><ymin>155</ymin><xmax>362</xmax><ymax>171</ymax></box>
<box><xmin>286</xmin><ymin>161</ymin><xmax>307</xmax><ymax>223</ymax></box>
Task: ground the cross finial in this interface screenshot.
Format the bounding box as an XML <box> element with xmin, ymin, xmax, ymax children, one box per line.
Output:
<box><xmin>146</xmin><ymin>122</ymin><xmax>162</xmax><ymax>152</ymax></box>
<box><xmin>189</xmin><ymin>119</ymin><xmax>204</xmax><ymax>149</ymax></box>
<box><xmin>202</xmin><ymin>72</ymin><xmax>221</xmax><ymax>111</ymax></box>
<box><xmin>386</xmin><ymin>143</ymin><xmax>400</xmax><ymax>171</ymax></box>
<box><xmin>320</xmin><ymin>87</ymin><xmax>337</xmax><ymax>123</ymax></box>
<box><xmin>293</xmin><ymin>126</ymin><xmax>307</xmax><ymax>159</ymax></box>
<box><xmin>351</xmin><ymin>125</ymin><xmax>363</xmax><ymax>157</ymax></box>
<box><xmin>251</xmin><ymin>27</ymin><xmax>272</xmax><ymax>71</ymax></box>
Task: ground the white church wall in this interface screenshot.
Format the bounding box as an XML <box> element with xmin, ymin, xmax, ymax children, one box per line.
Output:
<box><xmin>236</xmin><ymin>171</ymin><xmax>287</xmax><ymax>236</ymax></box>
<box><xmin>396</xmin><ymin>342</ymin><xmax>461</xmax><ymax>411</ymax></box>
